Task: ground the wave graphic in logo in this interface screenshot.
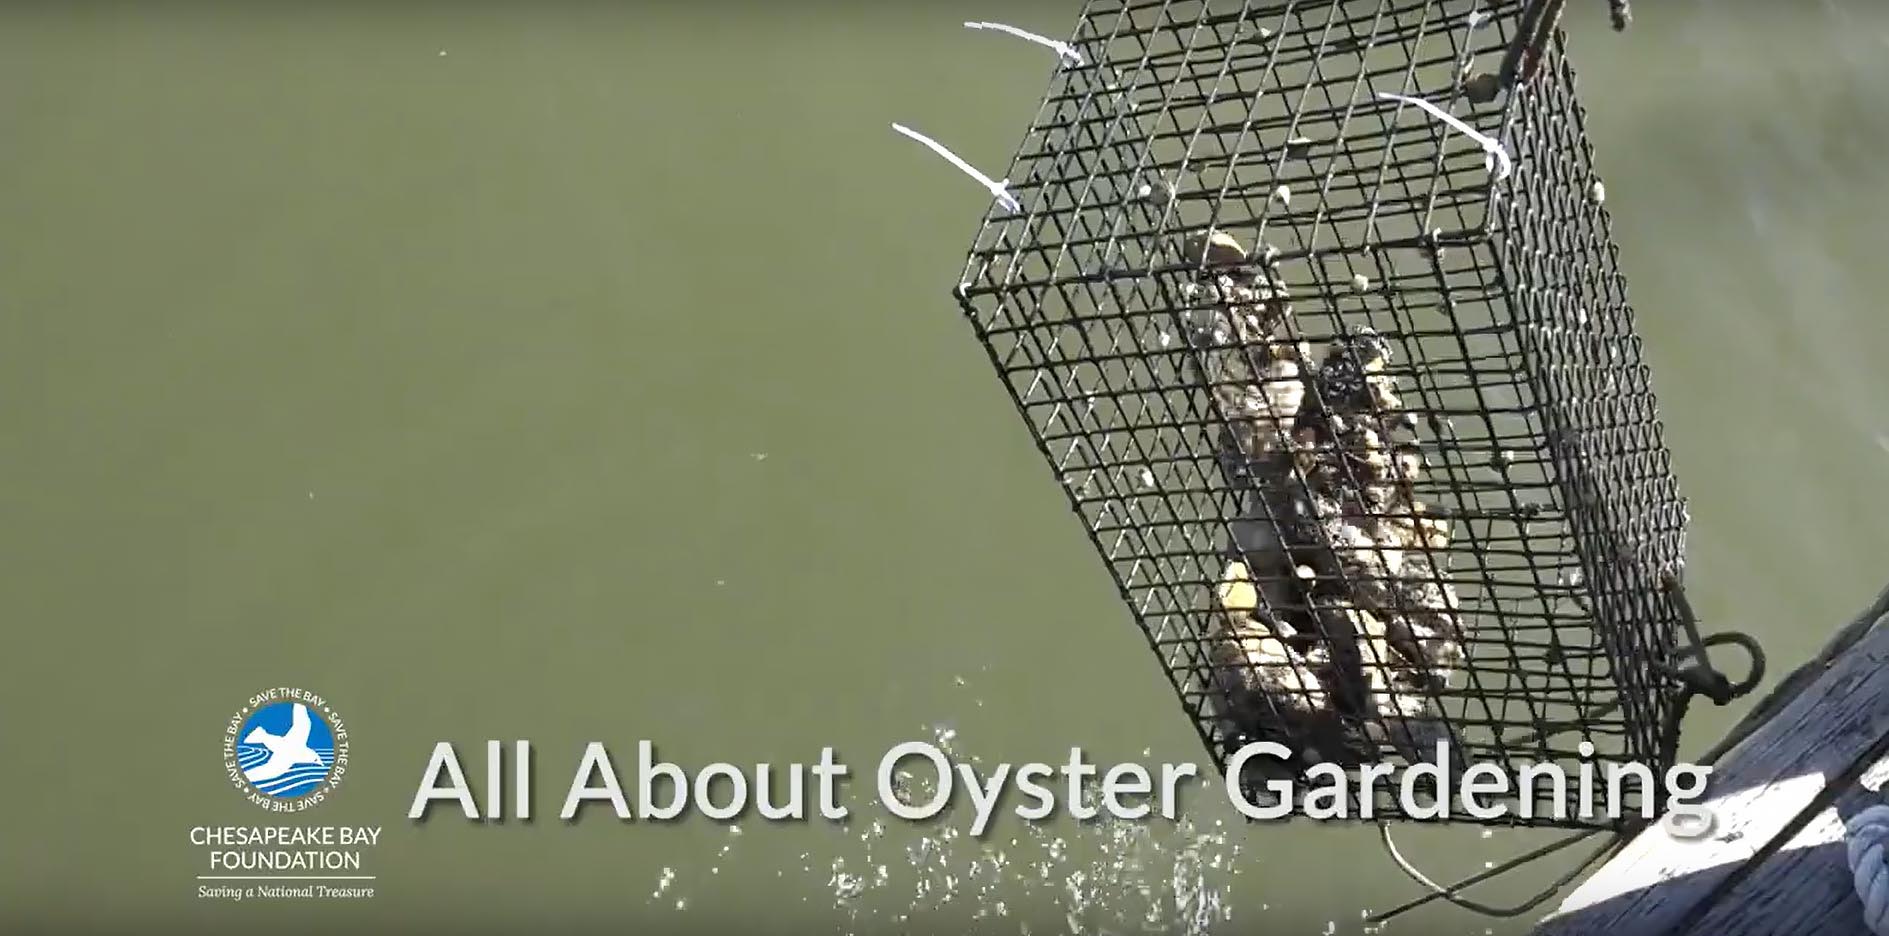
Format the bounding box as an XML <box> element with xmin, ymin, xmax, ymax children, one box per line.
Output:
<box><xmin>236</xmin><ymin>744</ymin><xmax>336</xmax><ymax>798</ymax></box>
<box><xmin>236</xmin><ymin>701</ymin><xmax>335</xmax><ymax>800</ymax></box>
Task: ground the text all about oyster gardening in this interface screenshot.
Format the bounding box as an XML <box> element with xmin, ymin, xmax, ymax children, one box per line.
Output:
<box><xmin>407</xmin><ymin>740</ymin><xmax>1718</xmax><ymax>837</ymax></box>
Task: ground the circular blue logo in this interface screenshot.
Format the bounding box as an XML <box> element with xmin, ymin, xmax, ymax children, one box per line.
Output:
<box><xmin>223</xmin><ymin>689</ymin><xmax>349</xmax><ymax>809</ymax></box>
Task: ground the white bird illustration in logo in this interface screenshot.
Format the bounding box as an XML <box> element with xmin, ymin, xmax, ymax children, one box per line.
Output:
<box><xmin>242</xmin><ymin>703</ymin><xmax>324</xmax><ymax>783</ymax></box>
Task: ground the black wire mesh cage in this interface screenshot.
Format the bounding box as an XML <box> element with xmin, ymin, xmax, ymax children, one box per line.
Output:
<box><xmin>949</xmin><ymin>0</ymin><xmax>1697</xmax><ymax>830</ymax></box>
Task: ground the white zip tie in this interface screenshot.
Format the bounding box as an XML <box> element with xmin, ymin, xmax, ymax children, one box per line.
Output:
<box><xmin>1376</xmin><ymin>91</ymin><xmax>1514</xmax><ymax>181</ymax></box>
<box><xmin>964</xmin><ymin>21</ymin><xmax>1085</xmax><ymax>67</ymax></box>
<box><xmin>891</xmin><ymin>122</ymin><xmax>1022</xmax><ymax>214</ymax></box>
<box><xmin>1467</xmin><ymin>8</ymin><xmax>1493</xmax><ymax>30</ymax></box>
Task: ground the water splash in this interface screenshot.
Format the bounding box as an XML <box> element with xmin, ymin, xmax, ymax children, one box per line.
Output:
<box><xmin>641</xmin><ymin>682</ymin><xmax>1244</xmax><ymax>933</ymax></box>
<box><xmin>809</xmin><ymin>720</ymin><xmax>1240</xmax><ymax>934</ymax></box>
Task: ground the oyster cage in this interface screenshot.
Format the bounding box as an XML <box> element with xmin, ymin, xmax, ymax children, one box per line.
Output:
<box><xmin>948</xmin><ymin>1</ymin><xmax>1713</xmax><ymax>830</ymax></box>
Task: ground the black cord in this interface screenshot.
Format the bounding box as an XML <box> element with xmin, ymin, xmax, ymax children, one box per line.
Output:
<box><xmin>1654</xmin><ymin>574</ymin><xmax>1768</xmax><ymax>769</ymax></box>
<box><xmin>1371</xmin><ymin>577</ymin><xmax>1764</xmax><ymax>926</ymax></box>
<box><xmin>1366</xmin><ymin>823</ymin><xmax>1625</xmax><ymax>921</ymax></box>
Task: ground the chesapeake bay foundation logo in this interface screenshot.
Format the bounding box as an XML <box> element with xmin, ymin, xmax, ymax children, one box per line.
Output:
<box><xmin>195</xmin><ymin>688</ymin><xmax>378</xmax><ymax>903</ymax></box>
<box><xmin>223</xmin><ymin>688</ymin><xmax>347</xmax><ymax>811</ymax></box>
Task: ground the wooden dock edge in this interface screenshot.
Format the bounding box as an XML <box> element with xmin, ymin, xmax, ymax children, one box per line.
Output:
<box><xmin>1532</xmin><ymin>582</ymin><xmax>1889</xmax><ymax>936</ymax></box>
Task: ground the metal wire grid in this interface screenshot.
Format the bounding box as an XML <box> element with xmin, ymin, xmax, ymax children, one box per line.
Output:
<box><xmin>947</xmin><ymin>0</ymin><xmax>1686</xmax><ymax>829</ymax></box>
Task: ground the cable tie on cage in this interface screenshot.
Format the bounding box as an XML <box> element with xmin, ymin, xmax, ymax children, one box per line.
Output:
<box><xmin>890</xmin><ymin>122</ymin><xmax>1022</xmax><ymax>215</ymax></box>
<box><xmin>964</xmin><ymin>21</ymin><xmax>1085</xmax><ymax>67</ymax></box>
<box><xmin>1375</xmin><ymin>91</ymin><xmax>1513</xmax><ymax>181</ymax></box>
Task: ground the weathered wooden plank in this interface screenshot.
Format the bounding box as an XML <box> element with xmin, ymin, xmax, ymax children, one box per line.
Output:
<box><xmin>1532</xmin><ymin>592</ymin><xmax>1889</xmax><ymax>936</ymax></box>
<box><xmin>1677</xmin><ymin>757</ymin><xmax>1889</xmax><ymax>936</ymax></box>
